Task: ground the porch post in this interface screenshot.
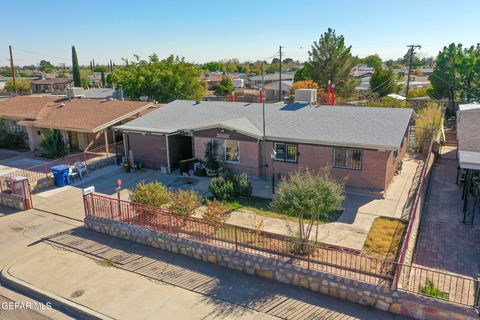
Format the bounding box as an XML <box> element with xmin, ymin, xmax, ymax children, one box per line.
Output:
<box><xmin>104</xmin><ymin>129</ymin><xmax>109</xmax><ymax>154</ymax></box>
<box><xmin>165</xmin><ymin>135</ymin><xmax>171</xmax><ymax>173</ymax></box>
<box><xmin>122</xmin><ymin>133</ymin><xmax>128</xmax><ymax>159</ymax></box>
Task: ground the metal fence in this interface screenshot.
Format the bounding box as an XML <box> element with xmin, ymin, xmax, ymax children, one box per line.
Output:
<box><xmin>1</xmin><ymin>143</ymin><xmax>122</xmax><ymax>184</ymax></box>
<box><xmin>84</xmin><ymin>192</ymin><xmax>480</xmax><ymax>307</ymax></box>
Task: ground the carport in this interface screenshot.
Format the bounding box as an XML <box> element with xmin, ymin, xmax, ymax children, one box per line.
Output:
<box><xmin>457</xmin><ymin>105</ymin><xmax>480</xmax><ymax>224</ymax></box>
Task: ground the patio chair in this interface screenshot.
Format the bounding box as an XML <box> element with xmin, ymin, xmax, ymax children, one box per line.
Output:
<box><xmin>74</xmin><ymin>162</ymin><xmax>87</xmax><ymax>178</ymax></box>
<box><xmin>69</xmin><ymin>166</ymin><xmax>80</xmax><ymax>183</ymax></box>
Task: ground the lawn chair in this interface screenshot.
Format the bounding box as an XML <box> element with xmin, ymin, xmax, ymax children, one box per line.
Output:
<box><xmin>69</xmin><ymin>166</ymin><xmax>80</xmax><ymax>183</ymax></box>
<box><xmin>74</xmin><ymin>162</ymin><xmax>87</xmax><ymax>178</ymax></box>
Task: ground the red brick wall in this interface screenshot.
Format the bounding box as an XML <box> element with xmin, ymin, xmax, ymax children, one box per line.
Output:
<box><xmin>385</xmin><ymin>135</ymin><xmax>408</xmax><ymax>188</ymax></box>
<box><xmin>193</xmin><ymin>137</ymin><xmax>261</xmax><ymax>176</ymax></box>
<box><xmin>262</xmin><ymin>142</ymin><xmax>391</xmax><ymax>190</ymax></box>
<box><xmin>128</xmin><ymin>133</ymin><xmax>168</xmax><ymax>170</ymax></box>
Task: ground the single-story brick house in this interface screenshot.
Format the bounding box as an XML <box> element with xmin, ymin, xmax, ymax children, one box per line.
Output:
<box><xmin>0</xmin><ymin>96</ymin><xmax>156</xmax><ymax>153</ymax></box>
<box><xmin>114</xmin><ymin>100</ymin><xmax>413</xmax><ymax>191</ymax></box>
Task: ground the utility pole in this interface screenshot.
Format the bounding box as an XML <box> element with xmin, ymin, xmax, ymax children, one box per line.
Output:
<box><xmin>278</xmin><ymin>45</ymin><xmax>283</xmax><ymax>102</ymax></box>
<box><xmin>261</xmin><ymin>63</ymin><xmax>267</xmax><ymax>177</ymax></box>
<box><xmin>9</xmin><ymin>45</ymin><xmax>17</xmax><ymax>93</ymax></box>
<box><xmin>405</xmin><ymin>44</ymin><xmax>421</xmax><ymax>98</ymax></box>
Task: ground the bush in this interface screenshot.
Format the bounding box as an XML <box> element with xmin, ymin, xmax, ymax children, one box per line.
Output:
<box><xmin>40</xmin><ymin>129</ymin><xmax>69</xmax><ymax>159</ymax></box>
<box><xmin>204</xmin><ymin>140</ymin><xmax>220</xmax><ymax>171</ymax></box>
<box><xmin>169</xmin><ymin>190</ymin><xmax>201</xmax><ymax>218</ymax></box>
<box><xmin>203</xmin><ymin>200</ymin><xmax>229</xmax><ymax>225</ymax></box>
<box><xmin>233</xmin><ymin>173</ymin><xmax>253</xmax><ymax>197</ymax></box>
<box><xmin>129</xmin><ymin>181</ymin><xmax>171</xmax><ymax>208</ymax></box>
<box><xmin>209</xmin><ymin>177</ymin><xmax>234</xmax><ymax>200</ymax></box>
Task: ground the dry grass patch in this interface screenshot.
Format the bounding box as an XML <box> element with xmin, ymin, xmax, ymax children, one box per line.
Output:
<box><xmin>363</xmin><ymin>217</ymin><xmax>405</xmax><ymax>260</ymax></box>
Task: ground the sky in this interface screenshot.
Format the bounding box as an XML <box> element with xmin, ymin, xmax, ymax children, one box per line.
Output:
<box><xmin>2</xmin><ymin>0</ymin><xmax>480</xmax><ymax>67</ymax></box>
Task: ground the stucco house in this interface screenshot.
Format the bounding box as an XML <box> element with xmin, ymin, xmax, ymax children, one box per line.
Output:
<box><xmin>0</xmin><ymin>96</ymin><xmax>156</xmax><ymax>153</ymax></box>
<box><xmin>114</xmin><ymin>100</ymin><xmax>412</xmax><ymax>191</ymax></box>
<box><xmin>29</xmin><ymin>78</ymin><xmax>72</xmax><ymax>94</ymax></box>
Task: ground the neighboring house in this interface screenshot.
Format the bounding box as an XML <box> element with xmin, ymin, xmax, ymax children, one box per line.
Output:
<box><xmin>114</xmin><ymin>100</ymin><xmax>412</xmax><ymax>191</ymax></box>
<box><xmin>67</xmin><ymin>87</ymin><xmax>120</xmax><ymax>99</ymax></box>
<box><xmin>0</xmin><ymin>96</ymin><xmax>156</xmax><ymax>152</ymax></box>
<box><xmin>456</xmin><ymin>104</ymin><xmax>480</xmax><ymax>213</ymax></box>
<box><xmin>263</xmin><ymin>81</ymin><xmax>293</xmax><ymax>101</ymax></box>
<box><xmin>0</xmin><ymin>75</ymin><xmax>39</xmax><ymax>92</ymax></box>
<box><xmin>30</xmin><ymin>78</ymin><xmax>72</xmax><ymax>94</ymax></box>
<box><xmin>250</xmin><ymin>73</ymin><xmax>294</xmax><ymax>88</ymax></box>
<box><xmin>204</xmin><ymin>73</ymin><xmax>238</xmax><ymax>90</ymax></box>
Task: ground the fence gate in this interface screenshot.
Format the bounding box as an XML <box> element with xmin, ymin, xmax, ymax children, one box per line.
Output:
<box><xmin>21</xmin><ymin>178</ymin><xmax>33</xmax><ymax>209</ymax></box>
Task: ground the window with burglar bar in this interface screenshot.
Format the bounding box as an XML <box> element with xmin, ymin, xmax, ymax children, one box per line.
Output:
<box><xmin>333</xmin><ymin>148</ymin><xmax>362</xmax><ymax>170</ymax></box>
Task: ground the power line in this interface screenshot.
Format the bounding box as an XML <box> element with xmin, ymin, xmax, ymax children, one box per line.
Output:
<box><xmin>405</xmin><ymin>44</ymin><xmax>422</xmax><ymax>97</ymax></box>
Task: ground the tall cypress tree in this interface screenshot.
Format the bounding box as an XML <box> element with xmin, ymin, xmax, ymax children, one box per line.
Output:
<box><xmin>71</xmin><ymin>46</ymin><xmax>81</xmax><ymax>87</ymax></box>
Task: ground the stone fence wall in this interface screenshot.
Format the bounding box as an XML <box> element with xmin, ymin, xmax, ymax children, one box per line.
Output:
<box><xmin>85</xmin><ymin>216</ymin><xmax>477</xmax><ymax>320</ymax></box>
<box><xmin>0</xmin><ymin>192</ymin><xmax>25</xmax><ymax>210</ymax></box>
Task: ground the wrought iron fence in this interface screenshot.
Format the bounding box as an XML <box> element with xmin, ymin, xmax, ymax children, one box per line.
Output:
<box><xmin>84</xmin><ymin>192</ymin><xmax>480</xmax><ymax>306</ymax></box>
<box><xmin>0</xmin><ymin>142</ymin><xmax>122</xmax><ymax>184</ymax></box>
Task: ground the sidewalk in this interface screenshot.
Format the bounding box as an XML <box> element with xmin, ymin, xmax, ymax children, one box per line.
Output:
<box><xmin>1</xmin><ymin>227</ymin><xmax>404</xmax><ymax>320</ymax></box>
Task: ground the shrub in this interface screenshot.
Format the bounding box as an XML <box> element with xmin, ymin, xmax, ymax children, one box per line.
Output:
<box><xmin>169</xmin><ymin>190</ymin><xmax>201</xmax><ymax>218</ymax></box>
<box><xmin>40</xmin><ymin>129</ymin><xmax>69</xmax><ymax>158</ymax></box>
<box><xmin>203</xmin><ymin>200</ymin><xmax>229</xmax><ymax>225</ymax></box>
<box><xmin>419</xmin><ymin>280</ymin><xmax>449</xmax><ymax>299</ymax></box>
<box><xmin>209</xmin><ymin>177</ymin><xmax>234</xmax><ymax>200</ymax></box>
<box><xmin>272</xmin><ymin>168</ymin><xmax>344</xmax><ymax>243</ymax></box>
<box><xmin>233</xmin><ymin>173</ymin><xmax>253</xmax><ymax>197</ymax></box>
<box><xmin>129</xmin><ymin>181</ymin><xmax>171</xmax><ymax>208</ymax></box>
<box><xmin>204</xmin><ymin>140</ymin><xmax>220</xmax><ymax>171</ymax></box>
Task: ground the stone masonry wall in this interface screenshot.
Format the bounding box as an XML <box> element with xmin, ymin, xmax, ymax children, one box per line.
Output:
<box><xmin>85</xmin><ymin>216</ymin><xmax>477</xmax><ymax>320</ymax></box>
<box><xmin>0</xmin><ymin>192</ymin><xmax>25</xmax><ymax>210</ymax></box>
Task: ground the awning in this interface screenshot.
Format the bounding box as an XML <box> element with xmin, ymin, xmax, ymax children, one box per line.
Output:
<box><xmin>459</xmin><ymin>150</ymin><xmax>480</xmax><ymax>170</ymax></box>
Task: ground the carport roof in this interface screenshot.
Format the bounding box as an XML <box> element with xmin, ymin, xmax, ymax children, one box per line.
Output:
<box><xmin>457</xmin><ymin>108</ymin><xmax>480</xmax><ymax>169</ymax></box>
<box><xmin>115</xmin><ymin>99</ymin><xmax>413</xmax><ymax>150</ymax></box>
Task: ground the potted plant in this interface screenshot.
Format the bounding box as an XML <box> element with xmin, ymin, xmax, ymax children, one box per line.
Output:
<box><xmin>204</xmin><ymin>140</ymin><xmax>220</xmax><ymax>177</ymax></box>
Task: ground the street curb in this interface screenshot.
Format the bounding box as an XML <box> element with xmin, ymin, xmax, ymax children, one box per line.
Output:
<box><xmin>0</xmin><ymin>263</ymin><xmax>114</xmax><ymax>320</ymax></box>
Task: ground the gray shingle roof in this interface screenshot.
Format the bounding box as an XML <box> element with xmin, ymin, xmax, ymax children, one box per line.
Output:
<box><xmin>115</xmin><ymin>100</ymin><xmax>413</xmax><ymax>150</ymax></box>
<box><xmin>458</xmin><ymin>108</ymin><xmax>480</xmax><ymax>153</ymax></box>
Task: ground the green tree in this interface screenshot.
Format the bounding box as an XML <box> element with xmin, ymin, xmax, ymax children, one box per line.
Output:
<box><xmin>80</xmin><ymin>69</ymin><xmax>92</xmax><ymax>88</ymax></box>
<box><xmin>367</xmin><ymin>96</ymin><xmax>412</xmax><ymax>108</ymax></box>
<box><xmin>428</xmin><ymin>43</ymin><xmax>463</xmax><ymax>108</ymax></box>
<box><xmin>214</xmin><ymin>77</ymin><xmax>235</xmax><ymax>97</ymax></box>
<box><xmin>39</xmin><ymin>60</ymin><xmax>55</xmax><ymax>73</ymax></box>
<box><xmin>308</xmin><ymin>28</ymin><xmax>359</xmax><ymax>98</ymax></box>
<box><xmin>360</xmin><ymin>54</ymin><xmax>382</xmax><ymax>68</ymax></box>
<box><xmin>5</xmin><ymin>79</ymin><xmax>30</xmax><ymax>94</ymax></box>
<box><xmin>203</xmin><ymin>61</ymin><xmax>224</xmax><ymax>72</ymax></box>
<box><xmin>457</xmin><ymin>45</ymin><xmax>480</xmax><ymax>102</ymax></box>
<box><xmin>112</xmin><ymin>54</ymin><xmax>205</xmax><ymax>102</ymax></box>
<box><xmin>272</xmin><ymin>169</ymin><xmax>344</xmax><ymax>245</ymax></box>
<box><xmin>293</xmin><ymin>65</ymin><xmax>312</xmax><ymax>82</ymax></box>
<box><xmin>71</xmin><ymin>46</ymin><xmax>81</xmax><ymax>87</ymax></box>
<box><xmin>369</xmin><ymin>65</ymin><xmax>400</xmax><ymax>97</ymax></box>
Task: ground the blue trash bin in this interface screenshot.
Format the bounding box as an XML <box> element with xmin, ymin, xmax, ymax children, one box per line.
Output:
<box><xmin>51</xmin><ymin>164</ymin><xmax>71</xmax><ymax>187</ymax></box>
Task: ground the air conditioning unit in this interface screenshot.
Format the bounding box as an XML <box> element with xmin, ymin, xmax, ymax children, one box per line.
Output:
<box><xmin>294</xmin><ymin>89</ymin><xmax>317</xmax><ymax>105</ymax></box>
